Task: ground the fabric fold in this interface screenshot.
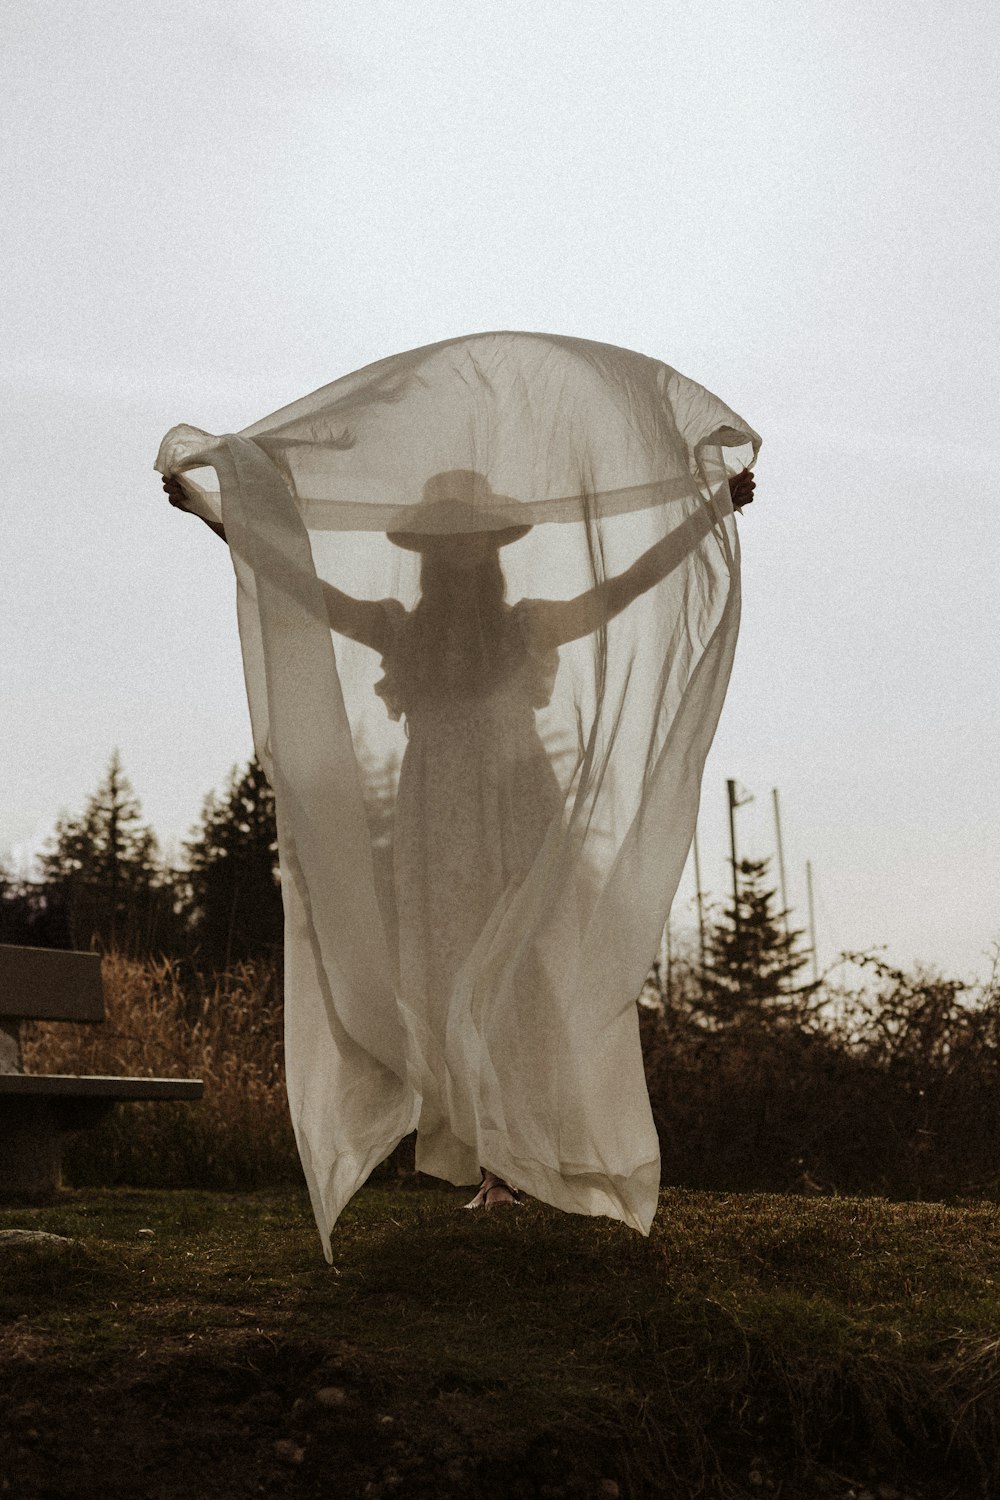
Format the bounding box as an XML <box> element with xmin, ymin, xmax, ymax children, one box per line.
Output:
<box><xmin>156</xmin><ymin>330</ymin><xmax>759</xmax><ymax>1259</ymax></box>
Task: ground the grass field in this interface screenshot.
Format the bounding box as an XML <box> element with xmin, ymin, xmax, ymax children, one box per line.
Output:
<box><xmin>1</xmin><ymin>1182</ymin><xmax>997</xmax><ymax>1499</ymax></box>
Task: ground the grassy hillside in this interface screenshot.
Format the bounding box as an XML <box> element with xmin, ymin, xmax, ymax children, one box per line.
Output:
<box><xmin>1</xmin><ymin>1183</ymin><xmax>996</xmax><ymax>1499</ymax></box>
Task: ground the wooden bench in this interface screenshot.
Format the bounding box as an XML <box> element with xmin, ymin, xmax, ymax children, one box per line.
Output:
<box><xmin>0</xmin><ymin>942</ymin><xmax>203</xmax><ymax>1198</ymax></box>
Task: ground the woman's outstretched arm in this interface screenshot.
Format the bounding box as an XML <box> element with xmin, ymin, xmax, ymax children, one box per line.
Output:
<box><xmin>528</xmin><ymin>469</ymin><xmax>755</xmax><ymax>649</ymax></box>
<box><xmin>163</xmin><ymin>475</ymin><xmax>227</xmax><ymax>542</ymax></box>
<box><xmin>162</xmin><ymin>476</ymin><xmax>393</xmax><ymax>653</ymax></box>
<box><xmin>317</xmin><ymin>581</ymin><xmax>393</xmax><ymax>653</ymax></box>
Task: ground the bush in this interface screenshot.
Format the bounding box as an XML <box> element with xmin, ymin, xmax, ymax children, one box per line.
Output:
<box><xmin>21</xmin><ymin>943</ymin><xmax>1000</xmax><ymax>1203</ymax></box>
<box><xmin>641</xmin><ymin>945</ymin><xmax>1000</xmax><ymax>1203</ymax></box>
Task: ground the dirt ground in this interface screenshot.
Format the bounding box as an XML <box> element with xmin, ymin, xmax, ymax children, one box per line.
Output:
<box><xmin>1</xmin><ymin>1185</ymin><xmax>994</xmax><ymax>1500</ymax></box>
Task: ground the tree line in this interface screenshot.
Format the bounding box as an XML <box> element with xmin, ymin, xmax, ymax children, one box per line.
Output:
<box><xmin>15</xmin><ymin>751</ymin><xmax>1000</xmax><ymax>1202</ymax></box>
<box><xmin>1</xmin><ymin>749</ymin><xmax>820</xmax><ymax>1026</ymax></box>
<box><xmin>0</xmin><ymin>751</ymin><xmax>283</xmax><ymax>970</ymax></box>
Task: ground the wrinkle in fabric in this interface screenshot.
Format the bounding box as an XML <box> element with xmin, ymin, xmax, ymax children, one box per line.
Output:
<box><xmin>155</xmin><ymin>330</ymin><xmax>760</xmax><ymax>1262</ymax></box>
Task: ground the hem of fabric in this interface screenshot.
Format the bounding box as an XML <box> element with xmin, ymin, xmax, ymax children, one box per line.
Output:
<box><xmin>415</xmin><ymin>1128</ymin><xmax>661</xmax><ymax>1236</ymax></box>
<box><xmin>500</xmin><ymin>1151</ymin><xmax>661</xmax><ymax>1236</ymax></box>
<box><xmin>297</xmin><ymin>1125</ymin><xmax>418</xmax><ymax>1264</ymax></box>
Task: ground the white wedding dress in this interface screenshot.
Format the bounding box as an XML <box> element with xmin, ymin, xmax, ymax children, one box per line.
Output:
<box><xmin>155</xmin><ymin>330</ymin><xmax>760</xmax><ymax>1262</ymax></box>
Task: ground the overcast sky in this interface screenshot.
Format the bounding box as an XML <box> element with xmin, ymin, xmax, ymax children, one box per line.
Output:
<box><xmin>2</xmin><ymin>0</ymin><xmax>997</xmax><ymax>981</ymax></box>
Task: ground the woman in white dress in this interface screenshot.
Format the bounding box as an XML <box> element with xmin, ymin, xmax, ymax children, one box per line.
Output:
<box><xmin>163</xmin><ymin>463</ymin><xmax>755</xmax><ymax>1210</ymax></box>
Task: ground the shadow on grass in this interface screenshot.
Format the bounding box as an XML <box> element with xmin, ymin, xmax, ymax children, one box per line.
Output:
<box><xmin>1</xmin><ymin>1183</ymin><xmax>997</xmax><ymax>1499</ymax></box>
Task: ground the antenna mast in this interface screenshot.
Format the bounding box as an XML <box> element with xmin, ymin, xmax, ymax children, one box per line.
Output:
<box><xmin>806</xmin><ymin>859</ymin><xmax>819</xmax><ymax>985</ymax></box>
<box><xmin>693</xmin><ymin>824</ymin><xmax>706</xmax><ymax>973</ymax></box>
<box><xmin>726</xmin><ymin>779</ymin><xmax>753</xmax><ymax>937</ymax></box>
<box><xmin>772</xmin><ymin>787</ymin><xmax>790</xmax><ymax>940</ymax></box>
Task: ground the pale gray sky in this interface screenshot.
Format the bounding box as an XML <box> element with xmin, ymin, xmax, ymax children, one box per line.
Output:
<box><xmin>2</xmin><ymin>1</ymin><xmax>997</xmax><ymax>980</ymax></box>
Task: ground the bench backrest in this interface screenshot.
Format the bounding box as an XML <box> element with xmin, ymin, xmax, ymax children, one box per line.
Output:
<box><xmin>0</xmin><ymin>944</ymin><xmax>105</xmax><ymax>1022</ymax></box>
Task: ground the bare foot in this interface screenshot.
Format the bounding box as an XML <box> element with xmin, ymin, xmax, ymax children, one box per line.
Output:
<box><xmin>464</xmin><ymin>1171</ymin><xmax>521</xmax><ymax>1209</ymax></box>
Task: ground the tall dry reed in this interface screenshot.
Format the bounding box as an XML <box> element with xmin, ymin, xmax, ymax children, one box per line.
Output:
<box><xmin>19</xmin><ymin>943</ymin><xmax>1000</xmax><ymax>1201</ymax></box>
<box><xmin>20</xmin><ymin>952</ymin><xmax>301</xmax><ymax>1189</ymax></box>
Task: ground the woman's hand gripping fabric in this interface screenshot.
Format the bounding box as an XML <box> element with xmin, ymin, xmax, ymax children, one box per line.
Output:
<box><xmin>730</xmin><ymin>467</ymin><xmax>756</xmax><ymax>513</ymax></box>
<box><xmin>162</xmin><ymin>475</ymin><xmax>227</xmax><ymax>543</ymax></box>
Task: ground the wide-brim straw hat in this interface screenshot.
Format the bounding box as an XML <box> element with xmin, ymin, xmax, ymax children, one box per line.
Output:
<box><xmin>386</xmin><ymin>470</ymin><xmax>532</xmax><ymax>552</ymax></box>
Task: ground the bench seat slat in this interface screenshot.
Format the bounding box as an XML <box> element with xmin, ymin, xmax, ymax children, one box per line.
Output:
<box><xmin>0</xmin><ymin>1074</ymin><xmax>203</xmax><ymax>1099</ymax></box>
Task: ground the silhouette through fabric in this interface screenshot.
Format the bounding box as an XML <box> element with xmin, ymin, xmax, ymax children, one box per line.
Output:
<box><xmin>155</xmin><ymin>331</ymin><xmax>760</xmax><ymax>1262</ymax></box>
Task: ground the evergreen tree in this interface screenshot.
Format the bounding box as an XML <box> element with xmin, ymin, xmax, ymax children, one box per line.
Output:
<box><xmin>180</xmin><ymin>751</ymin><xmax>402</xmax><ymax>970</ymax></box>
<box><xmin>0</xmin><ymin>861</ymin><xmax>72</xmax><ymax>948</ymax></box>
<box><xmin>696</xmin><ymin>856</ymin><xmax>816</xmax><ymax>1028</ymax></box>
<box><xmin>37</xmin><ymin>750</ymin><xmax>168</xmax><ymax>954</ymax></box>
<box><xmin>182</xmin><ymin>757</ymin><xmax>282</xmax><ymax>969</ymax></box>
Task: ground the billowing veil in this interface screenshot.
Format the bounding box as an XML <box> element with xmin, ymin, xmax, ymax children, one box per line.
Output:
<box><xmin>155</xmin><ymin>331</ymin><xmax>760</xmax><ymax>1262</ymax></box>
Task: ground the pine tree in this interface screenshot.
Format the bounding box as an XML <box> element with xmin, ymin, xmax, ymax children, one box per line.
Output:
<box><xmin>696</xmin><ymin>856</ymin><xmax>816</xmax><ymax>1028</ymax></box>
<box><xmin>181</xmin><ymin>757</ymin><xmax>282</xmax><ymax>969</ymax></box>
<box><xmin>0</xmin><ymin>861</ymin><xmax>70</xmax><ymax>947</ymax></box>
<box><xmin>37</xmin><ymin>750</ymin><xmax>167</xmax><ymax>954</ymax></box>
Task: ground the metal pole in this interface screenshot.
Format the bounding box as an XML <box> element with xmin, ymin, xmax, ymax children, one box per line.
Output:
<box><xmin>693</xmin><ymin>824</ymin><xmax>706</xmax><ymax>973</ymax></box>
<box><xmin>806</xmin><ymin>859</ymin><xmax>819</xmax><ymax>985</ymax></box>
<box><xmin>772</xmin><ymin>787</ymin><xmax>790</xmax><ymax>940</ymax></box>
<box><xmin>726</xmin><ymin>778</ymin><xmax>740</xmax><ymax>936</ymax></box>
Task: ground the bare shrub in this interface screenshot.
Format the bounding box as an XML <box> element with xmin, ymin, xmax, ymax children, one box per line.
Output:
<box><xmin>19</xmin><ymin>939</ymin><xmax>1000</xmax><ymax>1200</ymax></box>
<box><xmin>641</xmin><ymin>942</ymin><xmax>1000</xmax><ymax>1202</ymax></box>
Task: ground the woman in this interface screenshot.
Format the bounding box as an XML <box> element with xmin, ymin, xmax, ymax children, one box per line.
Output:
<box><xmin>164</xmin><ymin>463</ymin><xmax>755</xmax><ymax>1209</ymax></box>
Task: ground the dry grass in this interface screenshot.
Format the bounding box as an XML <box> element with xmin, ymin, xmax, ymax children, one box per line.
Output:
<box><xmin>21</xmin><ymin>953</ymin><xmax>300</xmax><ymax>1189</ymax></box>
<box><xmin>3</xmin><ymin>1185</ymin><xmax>999</xmax><ymax>1498</ymax></box>
<box><xmin>18</xmin><ymin>947</ymin><xmax>1000</xmax><ymax>1208</ymax></box>
<box><xmin>10</xmin><ymin>952</ymin><xmax>1000</xmax><ymax>1493</ymax></box>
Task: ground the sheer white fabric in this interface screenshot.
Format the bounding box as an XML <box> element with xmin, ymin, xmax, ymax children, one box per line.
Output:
<box><xmin>155</xmin><ymin>330</ymin><xmax>760</xmax><ymax>1262</ymax></box>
